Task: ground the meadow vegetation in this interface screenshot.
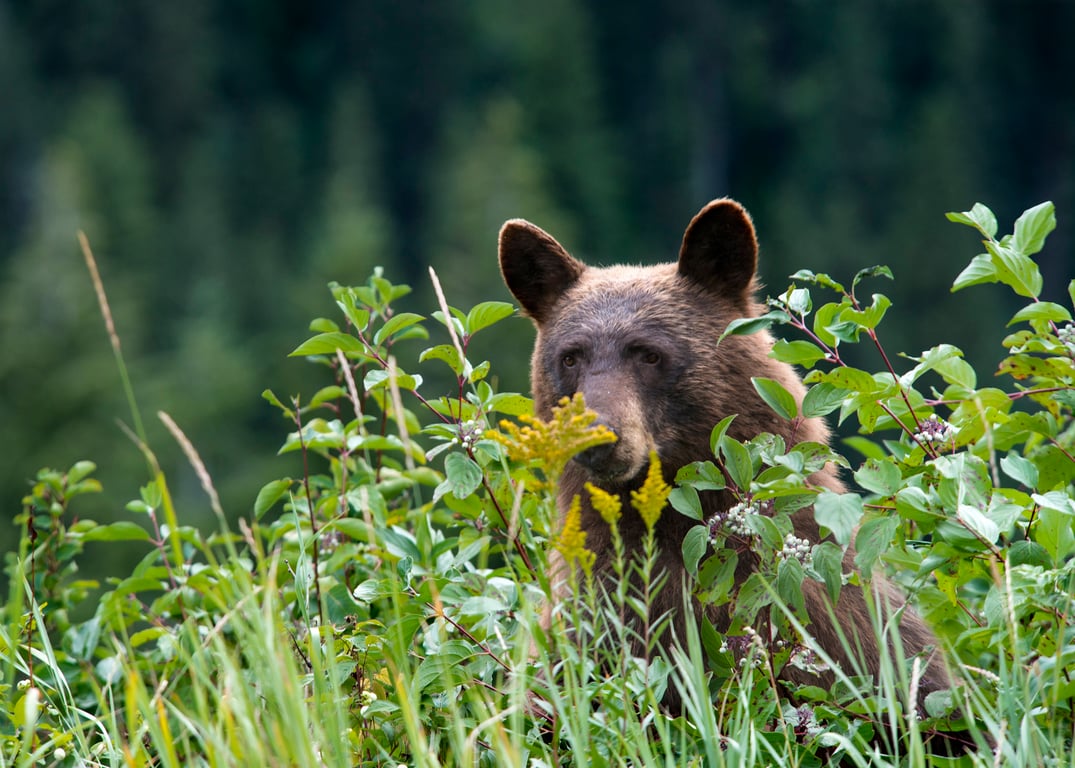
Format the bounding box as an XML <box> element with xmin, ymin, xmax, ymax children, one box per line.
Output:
<box><xmin>3</xmin><ymin>201</ymin><xmax>1074</xmax><ymax>766</ymax></box>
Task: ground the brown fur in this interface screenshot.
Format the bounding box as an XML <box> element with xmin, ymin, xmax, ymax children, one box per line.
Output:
<box><xmin>498</xmin><ymin>198</ymin><xmax>947</xmax><ymax>707</ymax></box>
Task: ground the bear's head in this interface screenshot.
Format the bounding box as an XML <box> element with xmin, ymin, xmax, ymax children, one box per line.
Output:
<box><xmin>498</xmin><ymin>199</ymin><xmax>797</xmax><ymax>490</ymax></box>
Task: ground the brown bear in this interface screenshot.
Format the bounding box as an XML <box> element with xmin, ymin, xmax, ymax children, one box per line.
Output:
<box><xmin>497</xmin><ymin>197</ymin><xmax>947</xmax><ymax>708</ymax></box>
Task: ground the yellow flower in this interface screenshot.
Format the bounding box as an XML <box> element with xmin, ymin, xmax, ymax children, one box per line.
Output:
<box><xmin>486</xmin><ymin>393</ymin><xmax>616</xmax><ymax>489</ymax></box>
<box><xmin>586</xmin><ymin>482</ymin><xmax>622</xmax><ymax>526</ymax></box>
<box><xmin>553</xmin><ymin>494</ymin><xmax>595</xmax><ymax>577</ymax></box>
<box><xmin>630</xmin><ymin>451</ymin><xmax>670</xmax><ymax>532</ymax></box>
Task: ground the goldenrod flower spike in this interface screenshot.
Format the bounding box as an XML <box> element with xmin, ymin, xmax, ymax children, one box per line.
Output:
<box><xmin>585</xmin><ymin>482</ymin><xmax>622</xmax><ymax>526</ymax></box>
<box><xmin>553</xmin><ymin>494</ymin><xmax>595</xmax><ymax>576</ymax></box>
<box><xmin>630</xmin><ymin>451</ymin><xmax>670</xmax><ymax>532</ymax></box>
<box><xmin>486</xmin><ymin>393</ymin><xmax>616</xmax><ymax>488</ymax></box>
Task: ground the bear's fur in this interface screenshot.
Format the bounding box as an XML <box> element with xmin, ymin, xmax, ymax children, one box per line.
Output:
<box><xmin>498</xmin><ymin>198</ymin><xmax>947</xmax><ymax>706</ymax></box>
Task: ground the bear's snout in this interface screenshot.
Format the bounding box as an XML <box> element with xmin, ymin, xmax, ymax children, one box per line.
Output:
<box><xmin>573</xmin><ymin>430</ymin><xmax>619</xmax><ymax>475</ymax></box>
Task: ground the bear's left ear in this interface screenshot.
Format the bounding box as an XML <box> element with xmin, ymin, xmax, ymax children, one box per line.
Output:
<box><xmin>499</xmin><ymin>219</ymin><xmax>586</xmax><ymax>324</ymax></box>
<box><xmin>677</xmin><ymin>198</ymin><xmax>758</xmax><ymax>300</ymax></box>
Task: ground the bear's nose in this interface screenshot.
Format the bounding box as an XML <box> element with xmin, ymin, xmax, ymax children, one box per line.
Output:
<box><xmin>573</xmin><ymin>419</ymin><xmax>619</xmax><ymax>474</ymax></box>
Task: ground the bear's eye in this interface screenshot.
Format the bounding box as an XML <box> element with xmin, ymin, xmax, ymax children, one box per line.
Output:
<box><xmin>642</xmin><ymin>350</ymin><xmax>661</xmax><ymax>365</ymax></box>
<box><xmin>561</xmin><ymin>353</ymin><xmax>577</xmax><ymax>368</ymax></box>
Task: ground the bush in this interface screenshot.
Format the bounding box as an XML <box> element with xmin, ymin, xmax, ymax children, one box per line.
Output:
<box><xmin>2</xmin><ymin>202</ymin><xmax>1073</xmax><ymax>766</ymax></box>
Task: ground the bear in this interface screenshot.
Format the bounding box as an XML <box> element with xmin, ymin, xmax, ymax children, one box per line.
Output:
<box><xmin>497</xmin><ymin>197</ymin><xmax>948</xmax><ymax>710</ymax></box>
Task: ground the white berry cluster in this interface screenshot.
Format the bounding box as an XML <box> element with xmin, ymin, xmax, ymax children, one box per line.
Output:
<box><xmin>723</xmin><ymin>501</ymin><xmax>759</xmax><ymax>537</ymax></box>
<box><xmin>779</xmin><ymin>533</ymin><xmax>812</xmax><ymax>564</ymax></box>
<box><xmin>720</xmin><ymin>626</ymin><xmax>767</xmax><ymax>669</ymax></box>
<box><xmin>786</xmin><ymin>645</ymin><xmax>830</xmax><ymax>676</ymax></box>
<box><xmin>358</xmin><ymin>689</ymin><xmax>378</xmax><ymax>717</ymax></box>
<box><xmin>452</xmin><ymin>418</ymin><xmax>484</xmax><ymax>450</ymax></box>
<box><xmin>914</xmin><ymin>413</ymin><xmax>955</xmax><ymax>446</ymax></box>
<box><xmin>1059</xmin><ymin>323</ymin><xmax>1075</xmax><ymax>354</ymax></box>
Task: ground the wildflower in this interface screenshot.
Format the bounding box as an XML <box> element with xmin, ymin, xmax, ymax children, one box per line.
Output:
<box><xmin>486</xmin><ymin>393</ymin><xmax>616</xmax><ymax>489</ymax></box>
<box><xmin>553</xmin><ymin>494</ymin><xmax>595</xmax><ymax>576</ymax></box>
<box><xmin>630</xmin><ymin>451</ymin><xmax>671</xmax><ymax>531</ymax></box>
<box><xmin>586</xmin><ymin>482</ymin><xmax>622</xmax><ymax>526</ymax></box>
<box><xmin>913</xmin><ymin>413</ymin><xmax>955</xmax><ymax>446</ymax></box>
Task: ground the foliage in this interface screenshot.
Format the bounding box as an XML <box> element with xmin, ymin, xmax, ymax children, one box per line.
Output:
<box><xmin>1</xmin><ymin>202</ymin><xmax>1074</xmax><ymax>766</ymax></box>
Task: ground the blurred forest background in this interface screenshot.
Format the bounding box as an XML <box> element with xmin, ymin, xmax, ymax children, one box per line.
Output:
<box><xmin>1</xmin><ymin>1</ymin><xmax>1073</xmax><ymax>581</ymax></box>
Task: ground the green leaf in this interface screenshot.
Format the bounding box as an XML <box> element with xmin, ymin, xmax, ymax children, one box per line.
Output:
<box><xmin>1069</xmin><ymin>279</ymin><xmax>1075</xmax><ymax>310</ymax></box>
<box><xmin>254</xmin><ymin>479</ymin><xmax>293</xmax><ymax>519</ymax></box>
<box><xmin>363</xmin><ymin>369</ymin><xmax>422</xmax><ymax>392</ymax></box>
<box><xmin>415</xmin><ymin>642</ymin><xmax>472</xmax><ymax>693</ymax></box>
<box><xmin>66</xmin><ymin>616</ymin><xmax>102</xmax><ymax>661</ymax></box>
<box><xmin>851</xmin><ymin>266</ymin><xmax>893</xmax><ymax>290</ymax></box>
<box><xmin>770</xmin><ymin>339</ymin><xmax>827</xmax><ymax>368</ymax></box>
<box><xmin>789</xmin><ymin>269</ymin><xmax>846</xmax><ymax>293</ymax></box>
<box><xmin>468</xmin><ymin>360</ymin><xmax>491</xmax><ymax>383</ymax></box>
<box><xmin>1036</xmin><ymin>506</ymin><xmax>1075</xmax><ymax>565</ymax></box>
<box><xmin>1008</xmin><ymin>301</ymin><xmax>1072</xmax><ymax>326</ymax></box>
<box><xmin>903</xmin><ymin>344</ymin><xmax>973</xmax><ymax>389</ymax></box>
<box><xmin>989</xmin><ymin>242</ymin><xmax>1043</xmax><ymax>298</ymax></box>
<box><xmin>669</xmin><ymin>486</ymin><xmax>703</xmax><ymax>521</ymax></box>
<box><xmin>68</xmin><ymin>461</ymin><xmax>98</xmax><ymax>484</ymax></box>
<box><xmin>818</xmin><ymin>366</ymin><xmax>878</xmax><ymax>394</ymax></box>
<box><xmin>854</xmin><ymin>514</ymin><xmax>900</xmax><ymax>578</ymax></box>
<box><xmin>459</xmin><ymin>596</ymin><xmax>507</xmax><ymax>615</ymax></box>
<box><xmin>785</xmin><ymin>287</ymin><xmax>812</xmax><ymax>315</ymax></box>
<box><xmin>1012</xmin><ymin>201</ymin><xmax>1055</xmax><ymax>256</ymax></box>
<box><xmin>843</xmin><ymin>293</ymin><xmax>892</xmax><ymax>330</ymax></box>
<box><xmin>814</xmin><ymin>491</ymin><xmax>862</xmax><ymax>546</ymax></box>
<box><xmin>487</xmin><ymin>393</ymin><xmax>533</xmax><ymax>416</ymax></box>
<box><xmin>1008</xmin><ymin>540</ymin><xmax>1052</xmax><ymax>569</ymax></box>
<box><xmin>682</xmin><ymin>524</ymin><xmax>709</xmax><ymax>574</ymax></box>
<box><xmin>709</xmin><ymin>415</ymin><xmax>737</xmax><ymax>457</ymax></box>
<box><xmin>719</xmin><ymin>310</ymin><xmax>789</xmax><ymax>341</ymax></box>
<box><xmin>812</xmin><ymin>301</ymin><xmax>846</xmax><ymax>347</ymax></box>
<box><xmin>802</xmin><ymin>382</ymin><xmax>845</xmax><ymax>418</ymax></box>
<box><xmin>262</xmin><ymin>389</ymin><xmax>292</xmax><ymax>416</ymax></box>
<box><xmin>746</xmin><ymin>513</ymin><xmax>785</xmax><ymax>552</ymax></box>
<box><xmin>374</xmin><ymin>312</ymin><xmax>426</xmax><ymax>345</ymax></box>
<box><xmin>854</xmin><ymin>459</ymin><xmax>901</xmax><ymax>497</ymax></box>
<box><xmin>752</xmin><ymin>377</ymin><xmax>798</xmax><ymax>420</ymax></box>
<box><xmin>290</xmin><ymin>332</ymin><xmax>367</xmax><ymax>357</ymax></box>
<box><xmin>776</xmin><ymin>557</ymin><xmax>807</xmax><ymax>616</ymax></box>
<box><xmin>720</xmin><ymin>436</ymin><xmax>754</xmax><ymax>491</ymax></box>
<box><xmin>309</xmin><ymin>316</ymin><xmax>340</xmax><ymax>333</ymax></box>
<box><xmin>1033</xmin><ymin>491</ymin><xmax>1075</xmax><ymax>517</ymax></box>
<box><xmin>80</xmin><ymin>521</ymin><xmax>151</xmax><ymax>543</ymax></box>
<box><xmin>420</xmin><ymin>344</ymin><xmax>465</xmax><ymax>375</ymax></box>
<box><xmin>811</xmin><ymin>541</ymin><xmax>844</xmax><ymax>604</ymax></box>
<box><xmin>957</xmin><ymin>504</ymin><xmax>999</xmax><ymax>546</ymax></box>
<box><xmin>466</xmin><ymin>301</ymin><xmax>516</xmax><ymax>334</ymax></box>
<box><xmin>946</xmin><ymin>203</ymin><xmax>997</xmax><ymax>238</ymax></box>
<box><xmin>444</xmin><ymin>453</ymin><xmax>483</xmax><ymax>499</ymax></box>
<box><xmin>309</xmin><ymin>385</ymin><xmax>347</xmax><ymax>408</ymax></box>
<box><xmin>324</xmin><ymin>582</ymin><xmax>359</xmax><ymax>624</ymax></box>
<box><xmin>1000</xmin><ymin>453</ymin><xmax>1038</xmax><ymax>491</ymax></box>
<box><xmin>675</xmin><ymin>461</ymin><xmax>726</xmax><ymax>491</ymax></box>
<box><xmin>951</xmin><ymin>253</ymin><xmax>998</xmax><ymax>293</ymax></box>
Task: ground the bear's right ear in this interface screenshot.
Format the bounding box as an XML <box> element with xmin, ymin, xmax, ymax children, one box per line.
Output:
<box><xmin>677</xmin><ymin>198</ymin><xmax>758</xmax><ymax>301</ymax></box>
<box><xmin>498</xmin><ymin>220</ymin><xmax>585</xmax><ymax>324</ymax></box>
